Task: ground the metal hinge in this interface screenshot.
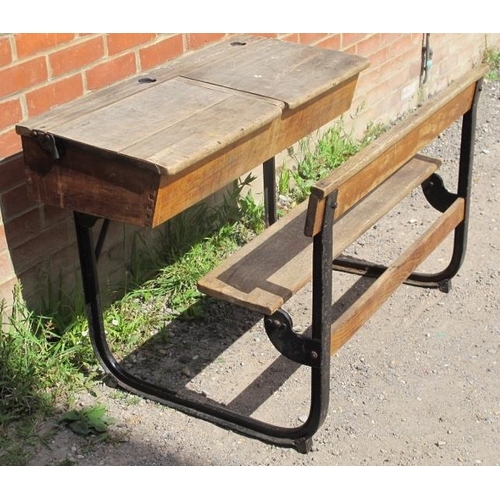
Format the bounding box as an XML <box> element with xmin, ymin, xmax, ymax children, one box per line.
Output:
<box><xmin>32</xmin><ymin>130</ymin><xmax>61</xmax><ymax>160</ymax></box>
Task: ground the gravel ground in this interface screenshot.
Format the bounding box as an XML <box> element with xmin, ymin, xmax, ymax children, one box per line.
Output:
<box><xmin>27</xmin><ymin>78</ymin><xmax>499</xmax><ymax>466</ymax></box>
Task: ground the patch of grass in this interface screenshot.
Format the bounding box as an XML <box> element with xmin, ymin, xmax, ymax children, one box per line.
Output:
<box><xmin>279</xmin><ymin>121</ymin><xmax>386</xmax><ymax>202</ymax></box>
<box><xmin>0</xmin><ymin>287</ymin><xmax>95</xmax><ymax>465</ymax></box>
<box><xmin>483</xmin><ymin>47</ymin><xmax>500</xmax><ymax>80</ymax></box>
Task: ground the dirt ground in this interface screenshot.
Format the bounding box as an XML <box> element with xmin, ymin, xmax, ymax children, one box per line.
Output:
<box><xmin>27</xmin><ymin>78</ymin><xmax>499</xmax><ymax>466</ymax></box>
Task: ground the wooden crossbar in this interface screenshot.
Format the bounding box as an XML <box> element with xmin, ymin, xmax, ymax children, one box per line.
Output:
<box><xmin>330</xmin><ymin>198</ymin><xmax>465</xmax><ymax>353</ymax></box>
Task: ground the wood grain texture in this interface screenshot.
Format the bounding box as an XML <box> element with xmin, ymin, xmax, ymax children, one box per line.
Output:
<box><xmin>306</xmin><ymin>64</ymin><xmax>488</xmax><ymax>236</ymax></box>
<box><xmin>152</xmin><ymin>77</ymin><xmax>360</xmax><ymax>225</ymax></box>
<box><xmin>153</xmin><ymin>117</ymin><xmax>282</xmax><ymax>226</ymax></box>
<box><xmin>330</xmin><ymin>198</ymin><xmax>465</xmax><ymax>354</ymax></box>
<box><xmin>198</xmin><ymin>155</ymin><xmax>440</xmax><ymax>315</ymax></box>
<box><xmin>184</xmin><ymin>37</ymin><xmax>368</xmax><ymax>110</ymax></box>
<box><xmin>22</xmin><ymin>135</ymin><xmax>159</xmax><ymax>226</ymax></box>
<box><xmin>17</xmin><ymin>36</ymin><xmax>366</xmax><ymax>227</ymax></box>
<box><xmin>16</xmin><ymin>35</ymin><xmax>261</xmax><ymax>135</ymax></box>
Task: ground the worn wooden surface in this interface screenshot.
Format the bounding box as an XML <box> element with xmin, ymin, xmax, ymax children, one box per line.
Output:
<box><xmin>197</xmin><ymin>155</ymin><xmax>441</xmax><ymax>315</ymax></box>
<box><xmin>183</xmin><ymin>37</ymin><xmax>366</xmax><ymax>110</ymax></box>
<box><xmin>17</xmin><ymin>35</ymin><xmax>368</xmax><ymax>227</ymax></box>
<box><xmin>305</xmin><ymin>64</ymin><xmax>489</xmax><ymax>237</ymax></box>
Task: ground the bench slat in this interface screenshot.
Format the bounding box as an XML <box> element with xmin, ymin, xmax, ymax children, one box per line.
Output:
<box><xmin>197</xmin><ymin>154</ymin><xmax>441</xmax><ymax>315</ymax></box>
<box><xmin>304</xmin><ymin>64</ymin><xmax>488</xmax><ymax>237</ymax></box>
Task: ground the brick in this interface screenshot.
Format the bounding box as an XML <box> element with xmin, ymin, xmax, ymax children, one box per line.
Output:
<box><xmin>355</xmin><ymin>34</ymin><xmax>382</xmax><ymax>57</ymax></box>
<box><xmin>367</xmin><ymin>38</ymin><xmax>418</xmax><ymax>70</ymax></box>
<box><xmin>2</xmin><ymin>208</ymin><xmax>43</xmax><ymax>249</ymax></box>
<box><xmin>397</xmin><ymin>38</ymin><xmax>421</xmax><ymax>59</ymax></box>
<box><xmin>0</xmin><ymin>98</ymin><xmax>22</xmax><ymax>130</ymax></box>
<box><xmin>0</xmin><ymin>36</ymin><xmax>12</xmax><ymax>66</ymax></box>
<box><xmin>380</xmin><ymin>33</ymin><xmax>408</xmax><ymax>46</ymax></box>
<box><xmin>26</xmin><ymin>74</ymin><xmax>84</xmax><ymax>117</ymax></box>
<box><xmin>281</xmin><ymin>34</ymin><xmax>300</xmax><ymax>43</ymax></box>
<box><xmin>9</xmin><ymin>219</ymin><xmax>71</xmax><ymax>273</ymax></box>
<box><xmin>139</xmin><ymin>35</ymin><xmax>184</xmax><ymax>70</ymax></box>
<box><xmin>48</xmin><ymin>243</ymin><xmax>80</xmax><ymax>280</ymax></box>
<box><xmin>249</xmin><ymin>34</ymin><xmax>276</xmax><ymax>39</ymax></box>
<box><xmin>0</xmin><ymin>249</ymin><xmax>15</xmax><ymax>283</ymax></box>
<box><xmin>86</xmin><ymin>52</ymin><xmax>136</xmax><ymax>91</ymax></box>
<box><xmin>298</xmin><ymin>34</ymin><xmax>328</xmax><ymax>45</ymax></box>
<box><xmin>43</xmin><ymin>204</ymin><xmax>72</xmax><ymax>228</ymax></box>
<box><xmin>16</xmin><ymin>259</ymin><xmax>52</xmax><ymax>308</ymax></box>
<box><xmin>342</xmin><ymin>33</ymin><xmax>368</xmax><ymax>49</ymax></box>
<box><xmin>49</xmin><ymin>36</ymin><xmax>105</xmax><ymax>77</ymax></box>
<box><xmin>0</xmin><ymin>129</ymin><xmax>22</xmax><ymax>160</ymax></box>
<box><xmin>0</xmin><ymin>57</ymin><xmax>48</xmax><ymax>99</ymax></box>
<box><xmin>186</xmin><ymin>33</ymin><xmax>225</xmax><ymax>50</ymax></box>
<box><xmin>0</xmin><ymin>154</ymin><xmax>24</xmax><ymax>192</ymax></box>
<box><xmin>1</xmin><ymin>183</ymin><xmax>38</xmax><ymax>221</ymax></box>
<box><xmin>14</xmin><ymin>33</ymin><xmax>75</xmax><ymax>59</ymax></box>
<box><xmin>0</xmin><ymin>276</ymin><xmax>18</xmax><ymax>311</ymax></box>
<box><xmin>107</xmin><ymin>33</ymin><xmax>156</xmax><ymax>55</ymax></box>
<box><xmin>316</xmin><ymin>35</ymin><xmax>342</xmax><ymax>51</ymax></box>
<box><xmin>366</xmin><ymin>44</ymin><xmax>392</xmax><ymax>69</ymax></box>
<box><xmin>0</xmin><ymin>223</ymin><xmax>6</xmax><ymax>252</ymax></box>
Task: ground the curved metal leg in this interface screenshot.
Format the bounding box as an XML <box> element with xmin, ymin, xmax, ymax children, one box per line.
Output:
<box><xmin>333</xmin><ymin>78</ymin><xmax>482</xmax><ymax>293</ymax></box>
<box><xmin>74</xmin><ymin>210</ymin><xmax>333</xmax><ymax>452</ymax></box>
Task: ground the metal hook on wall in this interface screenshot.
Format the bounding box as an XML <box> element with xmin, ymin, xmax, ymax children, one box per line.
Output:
<box><xmin>421</xmin><ymin>33</ymin><xmax>433</xmax><ymax>85</ymax></box>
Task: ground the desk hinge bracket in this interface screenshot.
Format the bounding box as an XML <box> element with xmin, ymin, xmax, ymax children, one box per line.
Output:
<box><xmin>264</xmin><ymin>309</ymin><xmax>321</xmax><ymax>367</ymax></box>
<box><xmin>32</xmin><ymin>130</ymin><xmax>61</xmax><ymax>160</ymax></box>
<box><xmin>422</xmin><ymin>173</ymin><xmax>458</xmax><ymax>213</ymax></box>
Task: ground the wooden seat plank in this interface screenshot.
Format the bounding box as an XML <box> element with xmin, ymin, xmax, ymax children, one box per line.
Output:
<box><xmin>198</xmin><ymin>154</ymin><xmax>441</xmax><ymax>315</ymax></box>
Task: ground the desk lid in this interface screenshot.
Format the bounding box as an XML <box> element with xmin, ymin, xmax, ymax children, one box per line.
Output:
<box><xmin>17</xmin><ymin>36</ymin><xmax>368</xmax><ymax>176</ymax></box>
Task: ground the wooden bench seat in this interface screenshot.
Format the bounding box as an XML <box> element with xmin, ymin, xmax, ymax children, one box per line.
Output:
<box><xmin>198</xmin><ymin>153</ymin><xmax>441</xmax><ymax>315</ymax></box>
<box><xmin>198</xmin><ymin>65</ymin><xmax>487</xmax><ymax>321</ymax></box>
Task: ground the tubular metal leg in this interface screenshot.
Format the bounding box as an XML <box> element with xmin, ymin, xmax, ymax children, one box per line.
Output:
<box><xmin>73</xmin><ymin>209</ymin><xmax>335</xmax><ymax>452</ymax></box>
<box><xmin>263</xmin><ymin>157</ymin><xmax>277</xmax><ymax>226</ymax></box>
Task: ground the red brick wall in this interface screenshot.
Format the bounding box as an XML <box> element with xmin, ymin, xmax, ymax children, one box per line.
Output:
<box><xmin>1</xmin><ymin>33</ymin><xmax>499</xmax><ymax>309</ymax></box>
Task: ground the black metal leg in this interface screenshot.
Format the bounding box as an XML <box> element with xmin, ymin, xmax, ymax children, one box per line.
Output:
<box><xmin>73</xmin><ymin>211</ymin><xmax>330</xmax><ymax>452</ymax></box>
<box><xmin>309</xmin><ymin>192</ymin><xmax>337</xmax><ymax>438</ymax></box>
<box><xmin>263</xmin><ymin>157</ymin><xmax>277</xmax><ymax>226</ymax></box>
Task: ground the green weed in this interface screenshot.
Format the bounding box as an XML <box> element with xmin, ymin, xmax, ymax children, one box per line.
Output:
<box><xmin>279</xmin><ymin>121</ymin><xmax>385</xmax><ymax>202</ymax></box>
<box><xmin>60</xmin><ymin>405</ymin><xmax>116</xmax><ymax>437</ymax></box>
<box><xmin>484</xmin><ymin>47</ymin><xmax>500</xmax><ymax>80</ymax></box>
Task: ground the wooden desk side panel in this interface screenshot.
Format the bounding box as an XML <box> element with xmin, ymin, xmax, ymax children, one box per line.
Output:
<box><xmin>153</xmin><ymin>119</ymin><xmax>281</xmax><ymax>226</ymax></box>
<box><xmin>275</xmin><ymin>76</ymin><xmax>359</xmax><ymax>152</ymax></box>
<box><xmin>22</xmin><ymin>136</ymin><xmax>160</xmax><ymax>227</ymax></box>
